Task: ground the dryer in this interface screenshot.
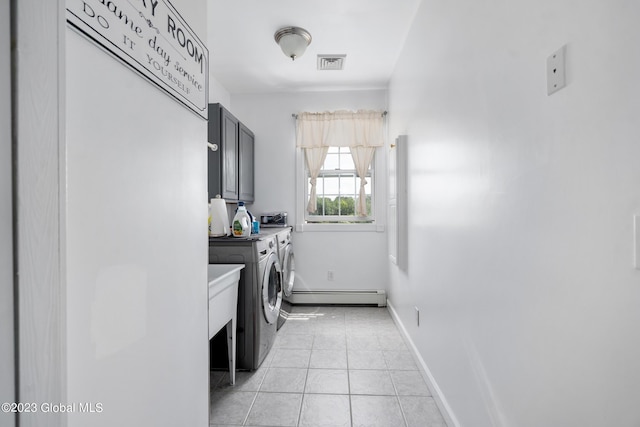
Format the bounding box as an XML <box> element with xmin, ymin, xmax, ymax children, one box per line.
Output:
<box><xmin>275</xmin><ymin>227</ymin><xmax>295</xmax><ymax>330</ymax></box>
<box><xmin>209</xmin><ymin>234</ymin><xmax>282</xmax><ymax>370</ymax></box>
<box><xmin>276</xmin><ymin>227</ymin><xmax>295</xmax><ymax>297</ymax></box>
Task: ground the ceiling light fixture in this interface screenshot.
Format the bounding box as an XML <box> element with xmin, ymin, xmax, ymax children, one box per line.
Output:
<box><xmin>274</xmin><ymin>26</ymin><xmax>312</xmax><ymax>61</ymax></box>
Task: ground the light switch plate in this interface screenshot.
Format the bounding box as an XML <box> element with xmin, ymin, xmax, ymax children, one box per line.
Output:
<box><xmin>547</xmin><ymin>45</ymin><xmax>566</xmax><ymax>95</ymax></box>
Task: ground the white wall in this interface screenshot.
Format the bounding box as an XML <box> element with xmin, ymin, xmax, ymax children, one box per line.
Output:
<box><xmin>209</xmin><ymin>73</ymin><xmax>231</xmax><ymax>107</ymax></box>
<box><xmin>205</xmin><ymin>3</ymin><xmax>230</xmax><ymax>107</ymax></box>
<box><xmin>231</xmin><ymin>90</ymin><xmax>389</xmax><ymax>292</ymax></box>
<box><xmin>64</xmin><ymin>1</ymin><xmax>208</xmax><ymax>425</ymax></box>
<box><xmin>388</xmin><ymin>1</ymin><xmax>640</xmax><ymax>426</ymax></box>
<box><xmin>0</xmin><ymin>1</ymin><xmax>15</xmax><ymax>426</ymax></box>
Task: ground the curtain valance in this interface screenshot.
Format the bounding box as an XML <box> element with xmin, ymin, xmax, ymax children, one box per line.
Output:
<box><xmin>295</xmin><ymin>110</ymin><xmax>385</xmax><ymax>148</ymax></box>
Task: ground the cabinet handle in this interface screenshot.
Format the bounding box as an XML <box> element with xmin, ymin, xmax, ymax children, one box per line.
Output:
<box><xmin>208</xmin><ymin>143</ymin><xmax>219</xmax><ymax>152</ymax></box>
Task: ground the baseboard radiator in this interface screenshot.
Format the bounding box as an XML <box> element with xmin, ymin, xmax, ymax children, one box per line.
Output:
<box><xmin>287</xmin><ymin>290</ymin><xmax>387</xmax><ymax>307</ymax></box>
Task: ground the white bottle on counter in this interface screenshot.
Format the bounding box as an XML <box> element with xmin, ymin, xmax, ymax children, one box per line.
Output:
<box><xmin>232</xmin><ymin>202</ymin><xmax>251</xmax><ymax>238</ymax></box>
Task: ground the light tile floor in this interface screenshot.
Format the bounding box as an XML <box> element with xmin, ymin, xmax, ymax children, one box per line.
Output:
<box><xmin>210</xmin><ymin>305</ymin><xmax>447</xmax><ymax>427</ymax></box>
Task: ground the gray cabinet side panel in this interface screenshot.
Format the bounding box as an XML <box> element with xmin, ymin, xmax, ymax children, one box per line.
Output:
<box><xmin>238</xmin><ymin>123</ymin><xmax>254</xmax><ymax>203</ymax></box>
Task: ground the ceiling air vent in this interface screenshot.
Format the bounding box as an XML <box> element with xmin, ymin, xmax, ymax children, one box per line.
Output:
<box><xmin>317</xmin><ymin>54</ymin><xmax>346</xmax><ymax>71</ymax></box>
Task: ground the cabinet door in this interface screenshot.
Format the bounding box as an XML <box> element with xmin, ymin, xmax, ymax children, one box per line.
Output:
<box><xmin>221</xmin><ymin>108</ymin><xmax>239</xmax><ymax>200</ymax></box>
<box><xmin>238</xmin><ymin>123</ymin><xmax>254</xmax><ymax>203</ymax></box>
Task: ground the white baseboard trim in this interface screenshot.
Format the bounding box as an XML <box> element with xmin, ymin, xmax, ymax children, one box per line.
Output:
<box><xmin>387</xmin><ymin>300</ymin><xmax>460</xmax><ymax>427</ymax></box>
<box><xmin>288</xmin><ymin>290</ymin><xmax>387</xmax><ymax>307</ymax></box>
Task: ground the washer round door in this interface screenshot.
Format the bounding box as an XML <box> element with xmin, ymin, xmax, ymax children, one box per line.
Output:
<box><xmin>262</xmin><ymin>252</ymin><xmax>283</xmax><ymax>324</ymax></box>
<box><xmin>282</xmin><ymin>245</ymin><xmax>295</xmax><ymax>297</ymax></box>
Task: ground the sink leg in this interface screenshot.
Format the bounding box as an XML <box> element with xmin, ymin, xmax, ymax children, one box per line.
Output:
<box><xmin>226</xmin><ymin>318</ymin><xmax>236</xmax><ymax>385</ymax></box>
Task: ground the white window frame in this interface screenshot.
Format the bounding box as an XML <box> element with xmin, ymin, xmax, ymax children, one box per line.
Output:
<box><xmin>296</xmin><ymin>146</ymin><xmax>386</xmax><ymax>232</ymax></box>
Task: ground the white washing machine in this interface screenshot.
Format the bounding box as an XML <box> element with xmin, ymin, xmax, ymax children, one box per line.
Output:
<box><xmin>275</xmin><ymin>227</ymin><xmax>295</xmax><ymax>330</ymax></box>
<box><xmin>209</xmin><ymin>234</ymin><xmax>282</xmax><ymax>370</ymax></box>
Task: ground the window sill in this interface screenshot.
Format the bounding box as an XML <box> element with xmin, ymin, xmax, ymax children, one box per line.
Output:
<box><xmin>295</xmin><ymin>223</ymin><xmax>385</xmax><ymax>232</ymax></box>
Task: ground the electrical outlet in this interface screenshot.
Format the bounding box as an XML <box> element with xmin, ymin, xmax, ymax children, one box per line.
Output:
<box><xmin>327</xmin><ymin>270</ymin><xmax>334</xmax><ymax>281</ymax></box>
<box><xmin>415</xmin><ymin>306</ymin><xmax>420</xmax><ymax>326</ymax></box>
<box><xmin>547</xmin><ymin>45</ymin><xmax>566</xmax><ymax>95</ymax></box>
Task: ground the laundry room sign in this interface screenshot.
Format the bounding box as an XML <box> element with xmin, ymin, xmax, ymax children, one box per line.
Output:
<box><xmin>67</xmin><ymin>0</ymin><xmax>209</xmax><ymax>119</ymax></box>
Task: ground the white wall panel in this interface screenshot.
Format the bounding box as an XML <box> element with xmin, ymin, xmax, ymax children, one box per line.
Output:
<box><xmin>388</xmin><ymin>1</ymin><xmax>640</xmax><ymax>426</ymax></box>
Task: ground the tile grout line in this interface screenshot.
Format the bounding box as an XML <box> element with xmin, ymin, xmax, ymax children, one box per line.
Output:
<box><xmin>240</xmin><ymin>391</ymin><xmax>259</xmax><ymax>427</ymax></box>
<box><xmin>240</xmin><ymin>355</ymin><xmax>270</xmax><ymax>427</ymax></box>
<box><xmin>345</xmin><ymin>322</ymin><xmax>354</xmax><ymax>427</ymax></box>
<box><xmin>295</xmin><ymin>334</ymin><xmax>313</xmax><ymax>427</ymax></box>
<box><xmin>389</xmin><ymin>362</ymin><xmax>411</xmax><ymax>427</ymax></box>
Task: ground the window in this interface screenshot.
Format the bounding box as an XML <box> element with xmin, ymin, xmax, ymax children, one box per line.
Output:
<box><xmin>294</xmin><ymin>109</ymin><xmax>385</xmax><ymax>231</ymax></box>
<box><xmin>305</xmin><ymin>146</ymin><xmax>374</xmax><ymax>223</ymax></box>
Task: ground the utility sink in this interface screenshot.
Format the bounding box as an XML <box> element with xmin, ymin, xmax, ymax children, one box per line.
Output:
<box><xmin>208</xmin><ymin>264</ymin><xmax>244</xmax><ymax>384</ymax></box>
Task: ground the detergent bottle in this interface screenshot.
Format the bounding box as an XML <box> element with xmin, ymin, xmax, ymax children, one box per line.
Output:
<box><xmin>232</xmin><ymin>201</ymin><xmax>251</xmax><ymax>238</ymax></box>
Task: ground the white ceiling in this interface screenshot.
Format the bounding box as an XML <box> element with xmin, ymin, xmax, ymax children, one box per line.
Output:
<box><xmin>206</xmin><ymin>0</ymin><xmax>422</xmax><ymax>94</ymax></box>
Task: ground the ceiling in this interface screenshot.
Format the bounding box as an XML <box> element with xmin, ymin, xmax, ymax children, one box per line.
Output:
<box><xmin>206</xmin><ymin>0</ymin><xmax>422</xmax><ymax>94</ymax></box>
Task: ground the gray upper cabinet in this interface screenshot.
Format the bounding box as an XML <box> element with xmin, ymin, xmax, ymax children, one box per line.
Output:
<box><xmin>208</xmin><ymin>103</ymin><xmax>254</xmax><ymax>203</ymax></box>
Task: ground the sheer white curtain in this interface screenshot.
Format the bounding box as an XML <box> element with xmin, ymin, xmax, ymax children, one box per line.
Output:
<box><xmin>350</xmin><ymin>146</ymin><xmax>376</xmax><ymax>216</ymax></box>
<box><xmin>296</xmin><ymin>110</ymin><xmax>385</xmax><ymax>216</ymax></box>
<box><xmin>303</xmin><ymin>146</ymin><xmax>329</xmax><ymax>213</ymax></box>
